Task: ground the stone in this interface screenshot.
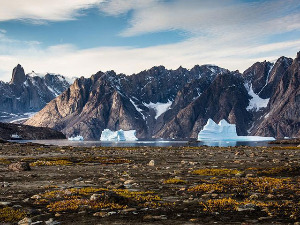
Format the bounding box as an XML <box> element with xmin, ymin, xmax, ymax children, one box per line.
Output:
<box><xmin>249</xmin><ymin>194</ymin><xmax>259</xmax><ymax>200</ymax></box>
<box><xmin>45</xmin><ymin>218</ymin><xmax>59</xmax><ymax>225</ymax></box>
<box><xmin>237</xmin><ymin>204</ymin><xmax>257</xmax><ymax>212</ymax></box>
<box><xmin>143</xmin><ymin>215</ymin><xmax>167</xmax><ymax>221</ymax></box>
<box><xmin>18</xmin><ymin>217</ymin><xmax>32</xmax><ymax>225</ymax></box>
<box><xmin>93</xmin><ymin>212</ymin><xmax>108</xmax><ymax>217</ymax></box>
<box><xmin>0</xmin><ymin>201</ymin><xmax>11</xmax><ymax>206</ymax></box>
<box><xmin>148</xmin><ymin>160</ymin><xmax>155</xmax><ymax>166</ymax></box>
<box><xmin>90</xmin><ymin>194</ymin><xmax>102</xmax><ymax>201</ymax></box>
<box><xmin>124</xmin><ymin>180</ymin><xmax>135</xmax><ymax>185</ymax></box>
<box><xmin>122</xmin><ymin>208</ymin><xmax>137</xmax><ymax>212</ymax></box>
<box><xmin>8</xmin><ymin>162</ymin><xmax>31</xmax><ymax>172</ymax></box>
<box><xmin>31</xmin><ymin>195</ymin><xmax>41</xmax><ymax>200</ymax></box>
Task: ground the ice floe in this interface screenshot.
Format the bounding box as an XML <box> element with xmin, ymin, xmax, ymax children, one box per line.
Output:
<box><xmin>68</xmin><ymin>136</ymin><xmax>84</xmax><ymax>141</ymax></box>
<box><xmin>100</xmin><ymin>129</ymin><xmax>138</xmax><ymax>141</ymax></box>
<box><xmin>198</xmin><ymin>119</ymin><xmax>275</xmax><ymax>141</ymax></box>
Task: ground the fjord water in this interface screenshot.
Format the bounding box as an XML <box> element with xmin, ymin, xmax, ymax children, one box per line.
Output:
<box><xmin>15</xmin><ymin>139</ymin><xmax>271</xmax><ymax>147</ymax></box>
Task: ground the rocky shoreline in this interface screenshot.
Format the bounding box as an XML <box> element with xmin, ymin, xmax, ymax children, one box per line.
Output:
<box><xmin>0</xmin><ymin>142</ymin><xmax>299</xmax><ymax>224</ymax></box>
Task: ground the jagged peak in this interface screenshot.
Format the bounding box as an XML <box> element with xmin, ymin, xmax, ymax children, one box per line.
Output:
<box><xmin>297</xmin><ymin>51</ymin><xmax>300</xmax><ymax>60</ymax></box>
<box><xmin>274</xmin><ymin>56</ymin><xmax>293</xmax><ymax>66</ymax></box>
<box><xmin>10</xmin><ymin>64</ymin><xmax>26</xmax><ymax>85</ymax></box>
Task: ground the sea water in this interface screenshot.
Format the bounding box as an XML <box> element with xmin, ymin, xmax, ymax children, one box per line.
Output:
<box><xmin>13</xmin><ymin>139</ymin><xmax>272</xmax><ymax>147</ymax></box>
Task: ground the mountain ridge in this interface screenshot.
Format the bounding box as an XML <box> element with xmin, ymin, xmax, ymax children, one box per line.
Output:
<box><xmin>3</xmin><ymin>51</ymin><xmax>299</xmax><ymax>140</ymax></box>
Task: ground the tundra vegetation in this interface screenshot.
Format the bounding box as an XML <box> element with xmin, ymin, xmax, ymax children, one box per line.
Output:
<box><xmin>0</xmin><ymin>142</ymin><xmax>299</xmax><ymax>224</ymax></box>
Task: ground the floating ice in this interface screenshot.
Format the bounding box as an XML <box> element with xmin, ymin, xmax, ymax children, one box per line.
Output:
<box><xmin>68</xmin><ymin>136</ymin><xmax>84</xmax><ymax>141</ymax></box>
<box><xmin>100</xmin><ymin>129</ymin><xmax>138</xmax><ymax>141</ymax></box>
<box><xmin>198</xmin><ymin>119</ymin><xmax>275</xmax><ymax>141</ymax></box>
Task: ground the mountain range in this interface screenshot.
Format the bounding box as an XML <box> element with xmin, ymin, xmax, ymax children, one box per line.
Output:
<box><xmin>1</xmin><ymin>51</ymin><xmax>299</xmax><ymax>140</ymax></box>
<box><xmin>0</xmin><ymin>64</ymin><xmax>71</xmax><ymax>122</ymax></box>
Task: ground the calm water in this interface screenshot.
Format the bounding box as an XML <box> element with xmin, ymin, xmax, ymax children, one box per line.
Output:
<box><xmin>14</xmin><ymin>139</ymin><xmax>272</xmax><ymax>147</ymax></box>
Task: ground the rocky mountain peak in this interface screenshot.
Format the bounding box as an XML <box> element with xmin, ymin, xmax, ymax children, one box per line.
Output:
<box><xmin>297</xmin><ymin>51</ymin><xmax>300</xmax><ymax>60</ymax></box>
<box><xmin>10</xmin><ymin>64</ymin><xmax>26</xmax><ymax>85</ymax></box>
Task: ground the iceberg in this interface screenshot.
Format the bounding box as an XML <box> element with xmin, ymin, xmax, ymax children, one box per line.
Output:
<box><xmin>100</xmin><ymin>129</ymin><xmax>138</xmax><ymax>141</ymax></box>
<box><xmin>68</xmin><ymin>136</ymin><xmax>84</xmax><ymax>141</ymax></box>
<box><xmin>198</xmin><ymin>119</ymin><xmax>275</xmax><ymax>141</ymax></box>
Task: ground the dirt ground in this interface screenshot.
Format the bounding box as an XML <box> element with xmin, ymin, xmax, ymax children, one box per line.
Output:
<box><xmin>0</xmin><ymin>142</ymin><xmax>300</xmax><ymax>224</ymax></box>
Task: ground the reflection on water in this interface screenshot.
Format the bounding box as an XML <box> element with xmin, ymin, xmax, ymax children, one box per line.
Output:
<box><xmin>14</xmin><ymin>139</ymin><xmax>271</xmax><ymax>147</ymax></box>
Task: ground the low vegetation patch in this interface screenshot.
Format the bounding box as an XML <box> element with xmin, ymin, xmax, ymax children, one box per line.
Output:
<box><xmin>188</xmin><ymin>177</ymin><xmax>298</xmax><ymax>194</ymax></box>
<box><xmin>192</xmin><ymin>168</ymin><xmax>241</xmax><ymax>176</ymax></box>
<box><xmin>0</xmin><ymin>207</ymin><xmax>26</xmax><ymax>222</ymax></box>
<box><xmin>33</xmin><ymin>186</ymin><xmax>164</xmax><ymax>213</ymax></box>
<box><xmin>0</xmin><ymin>158</ymin><xmax>11</xmax><ymax>165</ymax></box>
<box><xmin>163</xmin><ymin>178</ymin><xmax>187</xmax><ymax>184</ymax></box>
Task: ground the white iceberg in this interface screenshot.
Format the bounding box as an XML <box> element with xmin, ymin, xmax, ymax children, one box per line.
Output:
<box><xmin>68</xmin><ymin>135</ymin><xmax>84</xmax><ymax>141</ymax></box>
<box><xmin>198</xmin><ymin>119</ymin><xmax>275</xmax><ymax>141</ymax></box>
<box><xmin>100</xmin><ymin>129</ymin><xmax>138</xmax><ymax>141</ymax></box>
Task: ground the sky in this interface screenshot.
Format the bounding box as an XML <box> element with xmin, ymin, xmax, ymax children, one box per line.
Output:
<box><xmin>0</xmin><ymin>0</ymin><xmax>300</xmax><ymax>81</ymax></box>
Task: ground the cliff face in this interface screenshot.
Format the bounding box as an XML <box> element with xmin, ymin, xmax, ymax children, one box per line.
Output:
<box><xmin>25</xmin><ymin>51</ymin><xmax>300</xmax><ymax>140</ymax></box>
<box><xmin>0</xmin><ymin>65</ymin><xmax>71</xmax><ymax>122</ymax></box>
<box><xmin>26</xmin><ymin>65</ymin><xmax>228</xmax><ymax>140</ymax></box>
<box><xmin>155</xmin><ymin>71</ymin><xmax>251</xmax><ymax>139</ymax></box>
<box><xmin>251</xmin><ymin>52</ymin><xmax>300</xmax><ymax>138</ymax></box>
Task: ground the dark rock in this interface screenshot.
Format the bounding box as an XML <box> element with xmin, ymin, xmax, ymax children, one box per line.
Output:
<box><xmin>0</xmin><ymin>122</ymin><xmax>66</xmax><ymax>140</ymax></box>
<box><xmin>252</xmin><ymin>52</ymin><xmax>300</xmax><ymax>138</ymax></box>
<box><xmin>10</xmin><ymin>64</ymin><xmax>26</xmax><ymax>85</ymax></box>
<box><xmin>8</xmin><ymin>162</ymin><xmax>31</xmax><ymax>172</ymax></box>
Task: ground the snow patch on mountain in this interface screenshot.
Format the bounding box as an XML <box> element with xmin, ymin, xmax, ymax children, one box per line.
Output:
<box><xmin>245</xmin><ymin>84</ymin><xmax>269</xmax><ymax>111</ymax></box>
<box><xmin>144</xmin><ymin>101</ymin><xmax>172</xmax><ymax>119</ymax></box>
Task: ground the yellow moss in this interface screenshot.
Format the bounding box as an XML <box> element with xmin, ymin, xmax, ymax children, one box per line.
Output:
<box><xmin>200</xmin><ymin>198</ymin><xmax>239</xmax><ymax>212</ymax></box>
<box><xmin>47</xmin><ymin>199</ymin><xmax>88</xmax><ymax>212</ymax></box>
<box><xmin>30</xmin><ymin>160</ymin><xmax>73</xmax><ymax>166</ymax></box>
<box><xmin>256</xmin><ymin>166</ymin><xmax>300</xmax><ymax>176</ymax></box>
<box><xmin>0</xmin><ymin>207</ymin><xmax>26</xmax><ymax>222</ymax></box>
<box><xmin>188</xmin><ymin>183</ymin><xmax>224</xmax><ymax>193</ymax></box>
<box><xmin>0</xmin><ymin>158</ymin><xmax>11</xmax><ymax>165</ymax></box>
<box><xmin>189</xmin><ymin>177</ymin><xmax>298</xmax><ymax>194</ymax></box>
<box><xmin>192</xmin><ymin>168</ymin><xmax>241</xmax><ymax>176</ymax></box>
<box><xmin>89</xmin><ymin>201</ymin><xmax>126</xmax><ymax>210</ymax></box>
<box><xmin>164</xmin><ymin>178</ymin><xmax>187</xmax><ymax>184</ymax></box>
<box><xmin>114</xmin><ymin>189</ymin><xmax>161</xmax><ymax>201</ymax></box>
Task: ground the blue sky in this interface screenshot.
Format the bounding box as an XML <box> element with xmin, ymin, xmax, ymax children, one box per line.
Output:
<box><xmin>0</xmin><ymin>0</ymin><xmax>300</xmax><ymax>81</ymax></box>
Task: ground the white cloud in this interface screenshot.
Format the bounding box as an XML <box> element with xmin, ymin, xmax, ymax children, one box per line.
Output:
<box><xmin>0</xmin><ymin>0</ymin><xmax>105</xmax><ymax>22</ymax></box>
<box><xmin>100</xmin><ymin>0</ymin><xmax>158</xmax><ymax>15</ymax></box>
<box><xmin>0</xmin><ymin>0</ymin><xmax>299</xmax><ymax>81</ymax></box>
<box><xmin>103</xmin><ymin>0</ymin><xmax>300</xmax><ymax>38</ymax></box>
<box><xmin>0</xmin><ymin>34</ymin><xmax>299</xmax><ymax>82</ymax></box>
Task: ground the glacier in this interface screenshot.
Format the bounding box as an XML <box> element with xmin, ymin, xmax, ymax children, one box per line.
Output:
<box><xmin>68</xmin><ymin>136</ymin><xmax>84</xmax><ymax>141</ymax></box>
<box><xmin>100</xmin><ymin>129</ymin><xmax>138</xmax><ymax>141</ymax></box>
<box><xmin>198</xmin><ymin>119</ymin><xmax>275</xmax><ymax>141</ymax></box>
